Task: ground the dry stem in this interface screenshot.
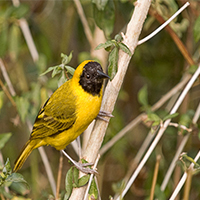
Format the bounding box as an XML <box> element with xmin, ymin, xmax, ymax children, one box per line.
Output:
<box><xmin>150</xmin><ymin>155</ymin><xmax>161</xmax><ymax>200</ymax></box>
<box><xmin>56</xmin><ymin>153</ymin><xmax>63</xmax><ymax>200</ymax></box>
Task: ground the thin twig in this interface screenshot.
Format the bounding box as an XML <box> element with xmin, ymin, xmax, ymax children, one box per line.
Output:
<box><xmin>38</xmin><ymin>147</ymin><xmax>57</xmax><ymax>196</ymax></box>
<box><xmin>169</xmin><ymin>122</ymin><xmax>192</xmax><ymax>132</ymax></box>
<box><xmin>138</xmin><ymin>2</ymin><xmax>190</xmax><ymax>45</ymax></box>
<box><xmin>150</xmin><ymin>155</ymin><xmax>161</xmax><ymax>200</ymax></box>
<box><xmin>56</xmin><ymin>152</ymin><xmax>63</xmax><ymax>200</ymax></box>
<box><xmin>94</xmin><ymin>176</ymin><xmax>101</xmax><ymax>200</ymax></box>
<box><xmin>12</xmin><ymin>1</ymin><xmax>39</xmax><ymax>62</ymax></box>
<box><xmin>0</xmin><ymin>58</ymin><xmax>16</xmax><ymax>96</ymax></box>
<box><xmin>83</xmin><ymin>154</ymin><xmax>100</xmax><ymax>200</ymax></box>
<box><xmin>0</xmin><ymin>78</ymin><xmax>16</xmax><ymax>107</ymax></box>
<box><xmin>18</xmin><ymin>19</ymin><xmax>39</xmax><ymax>62</ymax></box>
<box><xmin>118</xmin><ymin>129</ymin><xmax>156</xmax><ymax>190</ymax></box>
<box><xmin>160</xmin><ymin>133</ymin><xmax>191</xmax><ymax>191</ymax></box>
<box><xmin>73</xmin><ymin>0</ymin><xmax>93</xmax><ymax>49</ymax></box>
<box><xmin>192</xmin><ymin>102</ymin><xmax>200</xmax><ymax>124</ymax></box>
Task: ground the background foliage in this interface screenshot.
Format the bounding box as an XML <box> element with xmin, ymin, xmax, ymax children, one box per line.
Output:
<box><xmin>0</xmin><ymin>0</ymin><xmax>200</xmax><ymax>199</ymax></box>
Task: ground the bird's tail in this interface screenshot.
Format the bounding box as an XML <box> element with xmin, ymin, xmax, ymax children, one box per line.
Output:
<box><xmin>13</xmin><ymin>140</ymin><xmax>35</xmax><ymax>172</ymax></box>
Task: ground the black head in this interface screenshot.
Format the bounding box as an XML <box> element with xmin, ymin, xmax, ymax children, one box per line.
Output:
<box><xmin>79</xmin><ymin>61</ymin><xmax>109</xmax><ymax>96</ymax></box>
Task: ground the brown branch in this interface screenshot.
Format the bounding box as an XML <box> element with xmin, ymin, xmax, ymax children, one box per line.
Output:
<box><xmin>150</xmin><ymin>155</ymin><xmax>161</xmax><ymax>200</ymax></box>
<box><xmin>149</xmin><ymin>8</ymin><xmax>195</xmax><ymax>66</ymax></box>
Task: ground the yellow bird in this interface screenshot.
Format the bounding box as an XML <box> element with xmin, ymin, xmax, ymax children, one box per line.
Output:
<box><xmin>13</xmin><ymin>60</ymin><xmax>110</xmax><ymax>173</ymax></box>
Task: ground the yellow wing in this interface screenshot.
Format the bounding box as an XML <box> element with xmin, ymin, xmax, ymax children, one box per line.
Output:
<box><xmin>30</xmin><ymin>81</ymin><xmax>77</xmax><ymax>139</ymax></box>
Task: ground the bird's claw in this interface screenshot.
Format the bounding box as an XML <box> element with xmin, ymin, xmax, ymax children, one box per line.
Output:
<box><xmin>97</xmin><ymin>111</ymin><xmax>114</xmax><ymax>122</ymax></box>
<box><xmin>73</xmin><ymin>161</ymin><xmax>98</xmax><ymax>174</ymax></box>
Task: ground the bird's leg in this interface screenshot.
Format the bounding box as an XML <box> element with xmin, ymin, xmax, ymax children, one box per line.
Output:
<box><xmin>97</xmin><ymin>111</ymin><xmax>114</xmax><ymax>122</ymax></box>
<box><xmin>61</xmin><ymin>150</ymin><xmax>98</xmax><ymax>174</ymax></box>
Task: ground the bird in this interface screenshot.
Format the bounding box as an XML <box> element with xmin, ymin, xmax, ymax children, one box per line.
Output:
<box><xmin>13</xmin><ymin>60</ymin><xmax>110</xmax><ymax>174</ymax></box>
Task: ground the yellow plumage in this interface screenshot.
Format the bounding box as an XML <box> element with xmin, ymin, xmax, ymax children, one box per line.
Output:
<box><xmin>14</xmin><ymin>60</ymin><xmax>109</xmax><ymax>172</ymax></box>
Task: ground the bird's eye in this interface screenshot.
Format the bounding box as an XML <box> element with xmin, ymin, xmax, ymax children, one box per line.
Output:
<box><xmin>86</xmin><ymin>74</ymin><xmax>90</xmax><ymax>79</ymax></box>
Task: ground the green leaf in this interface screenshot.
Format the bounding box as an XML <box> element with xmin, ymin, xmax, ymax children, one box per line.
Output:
<box><xmin>6</xmin><ymin>173</ymin><xmax>29</xmax><ymax>187</ymax></box>
<box><xmin>65</xmin><ymin>167</ymin><xmax>73</xmax><ymax>200</ymax></box>
<box><xmin>179</xmin><ymin>110</ymin><xmax>194</xmax><ymax>127</ymax></box>
<box><xmin>118</xmin><ymin>42</ymin><xmax>132</xmax><ymax>56</ymax></box>
<box><xmin>93</xmin><ymin>0</ymin><xmax>115</xmax><ymax>38</ymax></box>
<box><xmin>11</xmin><ymin>4</ymin><xmax>29</xmax><ymax>19</ymax></box>
<box><xmin>108</xmin><ymin>47</ymin><xmax>118</xmax><ymax>80</ymax></box>
<box><xmin>152</xmin><ymin>121</ymin><xmax>161</xmax><ymax>127</ymax></box>
<box><xmin>147</xmin><ymin>113</ymin><xmax>161</xmax><ymax>123</ymax></box>
<box><xmin>10</xmin><ymin>181</ymin><xmax>30</xmax><ymax>196</ymax></box>
<box><xmin>89</xmin><ymin>179</ymin><xmax>98</xmax><ymax>199</ymax></box>
<box><xmin>0</xmin><ymin>133</ymin><xmax>12</xmax><ymax>150</ymax></box>
<box><xmin>64</xmin><ymin>66</ymin><xmax>75</xmax><ymax>76</ymax></box>
<box><xmin>58</xmin><ymin>71</ymin><xmax>67</xmax><ymax>87</ymax></box>
<box><xmin>92</xmin><ymin>0</ymin><xmax>109</xmax><ymax>10</ymax></box>
<box><xmin>163</xmin><ymin>113</ymin><xmax>179</xmax><ymax>121</ymax></box>
<box><xmin>15</xmin><ymin>96</ymin><xmax>30</xmax><ymax>123</ymax></box>
<box><xmin>194</xmin><ymin>15</ymin><xmax>200</xmax><ymax>42</ymax></box>
<box><xmin>40</xmin><ymin>66</ymin><xmax>55</xmax><ymax>76</ymax></box>
<box><xmin>138</xmin><ymin>85</ymin><xmax>148</xmax><ymax>107</ymax></box>
<box><xmin>64</xmin><ymin>193</ymin><xmax>70</xmax><ymax>200</ymax></box>
<box><xmin>114</xmin><ymin>34</ymin><xmax>122</xmax><ymax>42</ymax></box>
<box><xmin>81</xmin><ymin>158</ymin><xmax>89</xmax><ymax>164</ymax></box>
<box><xmin>52</xmin><ymin>66</ymin><xmax>62</xmax><ymax>78</ymax></box>
<box><xmin>188</xmin><ymin>65</ymin><xmax>198</xmax><ymax>74</ymax></box>
<box><xmin>2</xmin><ymin>159</ymin><xmax>12</xmax><ymax>176</ymax></box>
<box><xmin>73</xmin><ymin>167</ymin><xmax>79</xmax><ymax>187</ymax></box>
<box><xmin>181</xmin><ymin>153</ymin><xmax>200</xmax><ymax>168</ymax></box>
<box><xmin>78</xmin><ymin>175</ymin><xmax>90</xmax><ymax>187</ymax></box>
<box><xmin>61</xmin><ymin>51</ymin><xmax>73</xmax><ymax>65</ymax></box>
<box><xmin>41</xmin><ymin>52</ymin><xmax>73</xmax><ymax>78</ymax></box>
<box><xmin>95</xmin><ymin>40</ymin><xmax>114</xmax><ymax>51</ymax></box>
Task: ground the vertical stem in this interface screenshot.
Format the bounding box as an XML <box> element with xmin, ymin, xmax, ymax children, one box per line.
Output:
<box><xmin>56</xmin><ymin>153</ymin><xmax>63</xmax><ymax>200</ymax></box>
<box><xmin>183</xmin><ymin>169</ymin><xmax>193</xmax><ymax>200</ymax></box>
<box><xmin>73</xmin><ymin>0</ymin><xmax>93</xmax><ymax>48</ymax></box>
<box><xmin>150</xmin><ymin>155</ymin><xmax>161</xmax><ymax>200</ymax></box>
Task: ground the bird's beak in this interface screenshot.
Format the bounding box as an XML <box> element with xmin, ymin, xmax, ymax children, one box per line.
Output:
<box><xmin>97</xmin><ymin>70</ymin><xmax>110</xmax><ymax>79</ymax></box>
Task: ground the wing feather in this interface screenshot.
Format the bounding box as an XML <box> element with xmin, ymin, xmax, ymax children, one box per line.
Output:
<box><xmin>30</xmin><ymin>82</ymin><xmax>77</xmax><ymax>139</ymax></box>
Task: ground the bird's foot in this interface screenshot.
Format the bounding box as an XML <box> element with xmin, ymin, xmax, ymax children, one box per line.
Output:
<box><xmin>97</xmin><ymin>111</ymin><xmax>114</xmax><ymax>122</ymax></box>
<box><xmin>62</xmin><ymin>150</ymin><xmax>97</xmax><ymax>174</ymax></box>
<box><xmin>72</xmin><ymin>160</ymin><xmax>98</xmax><ymax>174</ymax></box>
